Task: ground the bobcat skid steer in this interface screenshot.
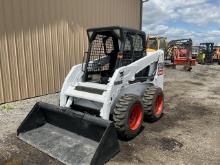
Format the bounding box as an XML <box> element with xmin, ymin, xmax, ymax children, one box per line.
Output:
<box><xmin>17</xmin><ymin>27</ymin><xmax>164</xmax><ymax>165</ymax></box>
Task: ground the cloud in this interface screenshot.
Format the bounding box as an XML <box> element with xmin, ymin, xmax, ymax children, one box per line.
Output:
<box><xmin>177</xmin><ymin>3</ymin><xmax>220</xmax><ymax>25</ymax></box>
<box><xmin>143</xmin><ymin>24</ymin><xmax>169</xmax><ymax>34</ymax></box>
<box><xmin>142</xmin><ymin>3</ymin><xmax>169</xmax><ymax>25</ymax></box>
<box><xmin>144</xmin><ymin>24</ymin><xmax>195</xmax><ymax>42</ymax></box>
<box><xmin>142</xmin><ymin>0</ymin><xmax>220</xmax><ymax>44</ymax></box>
<box><xmin>143</xmin><ymin>0</ymin><xmax>208</xmax><ymax>24</ymax></box>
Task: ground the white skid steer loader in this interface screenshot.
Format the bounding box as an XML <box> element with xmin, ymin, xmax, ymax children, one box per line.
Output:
<box><xmin>17</xmin><ymin>27</ymin><xmax>164</xmax><ymax>165</ymax></box>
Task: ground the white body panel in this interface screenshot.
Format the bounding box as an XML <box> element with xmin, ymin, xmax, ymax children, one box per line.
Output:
<box><xmin>60</xmin><ymin>50</ymin><xmax>164</xmax><ymax>120</ymax></box>
<box><xmin>65</xmin><ymin>88</ymin><xmax>106</xmax><ymax>103</ymax></box>
<box><xmin>60</xmin><ymin>64</ymin><xmax>84</xmax><ymax>106</ymax></box>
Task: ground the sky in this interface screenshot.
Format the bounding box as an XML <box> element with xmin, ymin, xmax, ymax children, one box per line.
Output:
<box><xmin>142</xmin><ymin>0</ymin><xmax>220</xmax><ymax>45</ymax></box>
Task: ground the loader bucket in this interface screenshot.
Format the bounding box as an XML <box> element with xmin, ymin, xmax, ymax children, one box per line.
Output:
<box><xmin>17</xmin><ymin>102</ymin><xmax>120</xmax><ymax>165</ymax></box>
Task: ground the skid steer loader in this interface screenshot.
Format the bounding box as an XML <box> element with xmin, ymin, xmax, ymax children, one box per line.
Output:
<box><xmin>17</xmin><ymin>26</ymin><xmax>164</xmax><ymax>165</ymax></box>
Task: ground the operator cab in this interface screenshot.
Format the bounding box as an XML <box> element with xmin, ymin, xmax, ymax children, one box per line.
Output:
<box><xmin>83</xmin><ymin>26</ymin><xmax>146</xmax><ymax>84</ymax></box>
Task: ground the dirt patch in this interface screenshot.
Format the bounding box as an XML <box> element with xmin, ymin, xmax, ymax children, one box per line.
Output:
<box><xmin>182</xmin><ymin>80</ymin><xmax>204</xmax><ymax>86</ymax></box>
<box><xmin>159</xmin><ymin>137</ymin><xmax>183</xmax><ymax>151</ymax></box>
<box><xmin>112</xmin><ymin>142</ymin><xmax>142</xmax><ymax>164</ymax></box>
<box><xmin>1</xmin><ymin>159</ymin><xmax>22</xmax><ymax>165</ymax></box>
<box><xmin>0</xmin><ymin>134</ymin><xmax>62</xmax><ymax>165</ymax></box>
<box><xmin>211</xmin><ymin>87</ymin><xmax>220</xmax><ymax>95</ymax></box>
<box><xmin>142</xmin><ymin>102</ymin><xmax>212</xmax><ymax>134</ymax></box>
<box><xmin>208</xmin><ymin>67</ymin><xmax>220</xmax><ymax>72</ymax></box>
<box><xmin>174</xmin><ymin>104</ymin><xmax>211</xmax><ymax>120</ymax></box>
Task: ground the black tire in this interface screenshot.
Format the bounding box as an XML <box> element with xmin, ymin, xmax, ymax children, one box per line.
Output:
<box><xmin>142</xmin><ymin>86</ymin><xmax>164</xmax><ymax>122</ymax></box>
<box><xmin>113</xmin><ymin>95</ymin><xmax>144</xmax><ymax>139</ymax></box>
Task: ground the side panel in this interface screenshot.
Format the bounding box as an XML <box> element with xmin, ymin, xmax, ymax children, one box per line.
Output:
<box><xmin>60</xmin><ymin>64</ymin><xmax>84</xmax><ymax>107</ymax></box>
<box><xmin>153</xmin><ymin>51</ymin><xmax>164</xmax><ymax>90</ymax></box>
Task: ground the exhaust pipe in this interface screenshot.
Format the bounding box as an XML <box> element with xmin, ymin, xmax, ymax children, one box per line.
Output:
<box><xmin>17</xmin><ymin>102</ymin><xmax>120</xmax><ymax>165</ymax></box>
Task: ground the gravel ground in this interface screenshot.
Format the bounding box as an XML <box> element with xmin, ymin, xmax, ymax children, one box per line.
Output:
<box><xmin>0</xmin><ymin>64</ymin><xmax>220</xmax><ymax>165</ymax></box>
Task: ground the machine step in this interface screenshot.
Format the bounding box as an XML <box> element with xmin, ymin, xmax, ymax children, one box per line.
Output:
<box><xmin>78</xmin><ymin>82</ymin><xmax>107</xmax><ymax>90</ymax></box>
<box><xmin>65</xmin><ymin>88</ymin><xmax>105</xmax><ymax>103</ymax></box>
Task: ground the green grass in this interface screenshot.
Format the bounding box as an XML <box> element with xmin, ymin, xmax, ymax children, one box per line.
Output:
<box><xmin>0</xmin><ymin>104</ymin><xmax>14</xmax><ymax>111</ymax></box>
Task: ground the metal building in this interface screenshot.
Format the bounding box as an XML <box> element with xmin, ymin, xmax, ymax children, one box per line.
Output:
<box><xmin>0</xmin><ymin>0</ymin><xmax>142</xmax><ymax>104</ymax></box>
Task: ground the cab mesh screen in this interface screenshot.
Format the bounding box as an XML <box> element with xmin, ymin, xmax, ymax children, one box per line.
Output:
<box><xmin>87</xmin><ymin>34</ymin><xmax>114</xmax><ymax>72</ymax></box>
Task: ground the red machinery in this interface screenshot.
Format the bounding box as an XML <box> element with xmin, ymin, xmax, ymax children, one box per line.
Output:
<box><xmin>166</xmin><ymin>39</ymin><xmax>196</xmax><ymax>71</ymax></box>
<box><xmin>173</xmin><ymin>46</ymin><xmax>196</xmax><ymax>65</ymax></box>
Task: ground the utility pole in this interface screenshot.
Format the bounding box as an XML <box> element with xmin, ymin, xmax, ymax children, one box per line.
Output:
<box><xmin>140</xmin><ymin>0</ymin><xmax>149</xmax><ymax>30</ymax></box>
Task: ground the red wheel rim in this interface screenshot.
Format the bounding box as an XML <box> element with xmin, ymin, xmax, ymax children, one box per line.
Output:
<box><xmin>154</xmin><ymin>95</ymin><xmax>163</xmax><ymax>117</ymax></box>
<box><xmin>129</xmin><ymin>103</ymin><xmax>143</xmax><ymax>131</ymax></box>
